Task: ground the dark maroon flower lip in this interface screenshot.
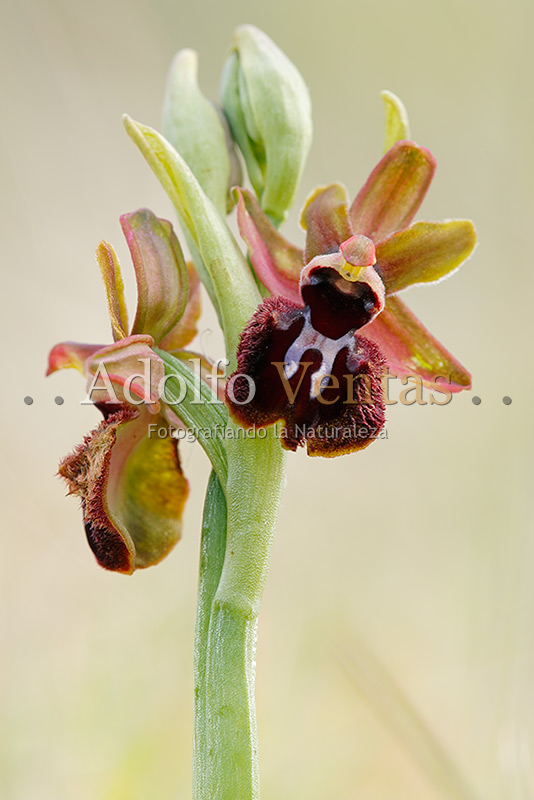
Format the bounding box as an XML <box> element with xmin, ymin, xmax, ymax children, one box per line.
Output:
<box><xmin>298</xmin><ymin>248</ymin><xmax>385</xmax><ymax>339</ymax></box>
<box><xmin>225</xmin><ymin>296</ymin><xmax>386</xmax><ymax>456</ymax></box>
<box><xmin>300</xmin><ymin>267</ymin><xmax>382</xmax><ymax>339</ymax></box>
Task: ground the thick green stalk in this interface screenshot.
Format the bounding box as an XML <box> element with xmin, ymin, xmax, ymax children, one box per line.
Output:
<box><xmin>193</xmin><ymin>471</ymin><xmax>228</xmax><ymax>798</ymax></box>
<box><xmin>195</xmin><ymin>428</ymin><xmax>286</xmax><ymax>800</ymax></box>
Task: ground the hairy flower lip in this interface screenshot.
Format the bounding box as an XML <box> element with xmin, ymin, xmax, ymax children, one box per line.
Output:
<box><xmin>59</xmin><ymin>405</ymin><xmax>189</xmax><ymax>573</ymax></box>
<box><xmin>59</xmin><ymin>406</ymin><xmax>138</xmax><ymax>574</ymax></box>
<box><xmin>225</xmin><ymin>296</ymin><xmax>386</xmax><ymax>456</ymax></box>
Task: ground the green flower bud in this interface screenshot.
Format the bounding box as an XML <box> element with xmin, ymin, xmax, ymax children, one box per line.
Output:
<box><xmin>163</xmin><ymin>49</ymin><xmax>241</xmax><ymax>216</ymax></box>
<box><xmin>220</xmin><ymin>25</ymin><xmax>312</xmax><ymax>225</ymax></box>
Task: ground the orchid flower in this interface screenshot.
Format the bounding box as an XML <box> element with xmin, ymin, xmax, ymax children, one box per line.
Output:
<box><xmin>226</xmin><ymin>94</ymin><xmax>476</xmax><ymax>455</ymax></box>
<box><xmin>47</xmin><ymin>209</ymin><xmax>201</xmax><ymax>573</ymax></box>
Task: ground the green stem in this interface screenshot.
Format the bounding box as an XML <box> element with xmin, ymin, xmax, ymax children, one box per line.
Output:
<box><xmin>193</xmin><ymin>470</ymin><xmax>227</xmax><ymax>797</ymax></box>
<box><xmin>194</xmin><ymin>428</ymin><xmax>286</xmax><ymax>800</ymax></box>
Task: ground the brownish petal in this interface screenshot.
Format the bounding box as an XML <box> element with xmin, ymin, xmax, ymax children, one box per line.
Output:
<box><xmin>349</xmin><ymin>141</ymin><xmax>436</xmax><ymax>242</ymax></box>
<box><xmin>121</xmin><ymin>208</ymin><xmax>189</xmax><ymax>344</ymax></box>
<box><xmin>86</xmin><ymin>334</ymin><xmax>165</xmax><ymax>407</ymax></box>
<box><xmin>300</xmin><ymin>183</ymin><xmax>353</xmax><ymax>262</ymax></box>
<box><xmin>361</xmin><ymin>295</ymin><xmax>471</xmax><ymax>392</ymax></box>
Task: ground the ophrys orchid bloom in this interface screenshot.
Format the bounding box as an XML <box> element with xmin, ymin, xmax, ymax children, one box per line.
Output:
<box><xmin>47</xmin><ymin>209</ymin><xmax>201</xmax><ymax>573</ymax></box>
<box><xmin>226</xmin><ymin>95</ymin><xmax>476</xmax><ymax>455</ymax></box>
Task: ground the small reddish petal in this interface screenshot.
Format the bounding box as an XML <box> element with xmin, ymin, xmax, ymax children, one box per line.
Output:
<box><xmin>361</xmin><ymin>295</ymin><xmax>471</xmax><ymax>392</ymax></box>
<box><xmin>46</xmin><ymin>342</ymin><xmax>104</xmax><ymax>377</ymax></box>
<box><xmin>300</xmin><ymin>183</ymin><xmax>353</xmax><ymax>262</ymax></box>
<box><xmin>234</xmin><ymin>188</ymin><xmax>303</xmax><ymax>303</ymax></box>
<box><xmin>349</xmin><ymin>141</ymin><xmax>436</xmax><ymax>242</ymax></box>
<box><xmin>339</xmin><ymin>235</ymin><xmax>376</xmax><ymax>268</ymax></box>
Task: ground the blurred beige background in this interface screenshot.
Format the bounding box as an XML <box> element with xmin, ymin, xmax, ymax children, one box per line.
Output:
<box><xmin>1</xmin><ymin>0</ymin><xmax>532</xmax><ymax>798</ymax></box>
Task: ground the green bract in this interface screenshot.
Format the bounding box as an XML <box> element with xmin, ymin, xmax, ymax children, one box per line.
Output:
<box><xmin>163</xmin><ymin>49</ymin><xmax>241</xmax><ymax>216</ymax></box>
<box><xmin>220</xmin><ymin>24</ymin><xmax>312</xmax><ymax>225</ymax></box>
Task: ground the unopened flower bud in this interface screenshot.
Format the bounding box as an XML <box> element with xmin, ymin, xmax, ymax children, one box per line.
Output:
<box><xmin>220</xmin><ymin>25</ymin><xmax>312</xmax><ymax>225</ymax></box>
<box><xmin>163</xmin><ymin>49</ymin><xmax>241</xmax><ymax>215</ymax></box>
